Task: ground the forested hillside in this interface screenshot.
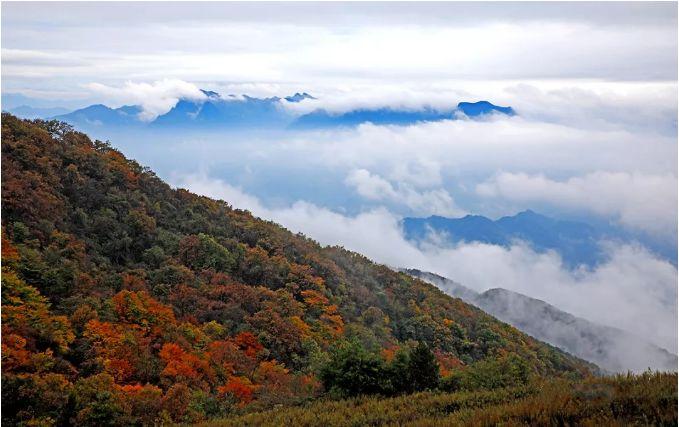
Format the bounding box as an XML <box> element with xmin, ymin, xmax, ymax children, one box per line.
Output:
<box><xmin>1</xmin><ymin>114</ymin><xmax>594</xmax><ymax>425</ymax></box>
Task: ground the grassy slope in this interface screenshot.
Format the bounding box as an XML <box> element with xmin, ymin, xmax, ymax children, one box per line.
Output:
<box><xmin>201</xmin><ymin>372</ymin><xmax>677</xmax><ymax>427</ymax></box>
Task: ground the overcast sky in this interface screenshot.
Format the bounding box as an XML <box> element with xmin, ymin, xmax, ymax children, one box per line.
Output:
<box><xmin>2</xmin><ymin>2</ymin><xmax>677</xmax><ymax>101</ymax></box>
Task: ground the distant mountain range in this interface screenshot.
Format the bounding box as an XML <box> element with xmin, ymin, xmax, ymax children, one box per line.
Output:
<box><xmin>290</xmin><ymin>101</ymin><xmax>513</xmax><ymax>128</ymax></box>
<box><xmin>402</xmin><ymin>210</ymin><xmax>677</xmax><ymax>268</ymax></box>
<box><xmin>458</xmin><ymin>101</ymin><xmax>515</xmax><ymax>117</ymax></box>
<box><xmin>290</xmin><ymin>107</ymin><xmax>454</xmax><ymax>129</ymax></box>
<box><xmin>406</xmin><ymin>269</ymin><xmax>678</xmax><ymax>373</ymax></box>
<box><xmin>4</xmin><ymin>90</ymin><xmax>516</xmax><ymax>131</ymax></box>
<box><xmin>150</xmin><ymin>90</ymin><xmax>303</xmax><ymax>129</ymax></box>
<box><xmin>50</xmin><ymin>104</ymin><xmax>145</xmax><ymax>128</ymax></box>
<box><xmin>6</xmin><ymin>105</ymin><xmax>71</xmax><ymax>119</ymax></box>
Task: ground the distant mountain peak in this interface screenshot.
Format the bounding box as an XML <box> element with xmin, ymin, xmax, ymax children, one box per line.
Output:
<box><xmin>85</xmin><ymin>104</ymin><xmax>112</xmax><ymax>110</ymax></box>
<box><xmin>116</xmin><ymin>105</ymin><xmax>143</xmax><ymax>115</ymax></box>
<box><xmin>7</xmin><ymin>105</ymin><xmax>72</xmax><ymax>120</ymax></box>
<box><xmin>514</xmin><ymin>209</ymin><xmax>543</xmax><ymax>218</ymax></box>
<box><xmin>461</xmin><ymin>214</ymin><xmax>494</xmax><ymax>221</ymax></box>
<box><xmin>457</xmin><ymin>101</ymin><xmax>515</xmax><ymax>117</ymax></box>
<box><xmin>200</xmin><ymin>89</ymin><xmax>221</xmax><ymax>99</ymax></box>
<box><xmin>285</xmin><ymin>92</ymin><xmax>316</xmax><ymax>103</ymax></box>
<box><xmin>402</xmin><ymin>211</ymin><xmax>605</xmax><ymax>268</ymax></box>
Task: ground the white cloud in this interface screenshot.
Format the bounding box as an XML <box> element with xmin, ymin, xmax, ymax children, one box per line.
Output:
<box><xmin>503</xmin><ymin>82</ymin><xmax>678</xmax><ymax>135</ymax></box>
<box><xmin>299</xmin><ymin>113</ymin><xmax>676</xmax><ymax>177</ymax></box>
<box><xmin>3</xmin><ymin>2</ymin><xmax>677</xmax><ymax>95</ymax></box>
<box><xmin>345</xmin><ymin>169</ymin><xmax>399</xmax><ymax>200</ymax></box>
<box><xmin>85</xmin><ymin>79</ymin><xmax>207</xmax><ymax>121</ymax></box>
<box><xmin>345</xmin><ymin>168</ymin><xmax>464</xmax><ymax>217</ymax></box>
<box><xmin>232</xmin><ymin>113</ymin><xmax>674</xmax><ymax>233</ymax></box>
<box><xmin>477</xmin><ymin>171</ymin><xmax>678</xmax><ymax>236</ymax></box>
<box><xmin>387</xmin><ymin>158</ymin><xmax>443</xmax><ymax>188</ymax></box>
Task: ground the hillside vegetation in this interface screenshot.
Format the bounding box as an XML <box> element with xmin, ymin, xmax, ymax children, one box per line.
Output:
<box><xmin>201</xmin><ymin>372</ymin><xmax>677</xmax><ymax>427</ymax></box>
<box><xmin>0</xmin><ymin>114</ymin><xmax>642</xmax><ymax>426</ymax></box>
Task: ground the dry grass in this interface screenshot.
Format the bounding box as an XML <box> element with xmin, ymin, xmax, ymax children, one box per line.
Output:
<box><xmin>199</xmin><ymin>372</ymin><xmax>677</xmax><ymax>427</ymax></box>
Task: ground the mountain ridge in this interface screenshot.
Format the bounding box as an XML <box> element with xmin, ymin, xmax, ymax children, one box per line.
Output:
<box><xmin>405</xmin><ymin>269</ymin><xmax>678</xmax><ymax>373</ymax></box>
<box><xmin>402</xmin><ymin>210</ymin><xmax>677</xmax><ymax>268</ymax></box>
<box><xmin>47</xmin><ymin>91</ymin><xmax>515</xmax><ymax>131</ymax></box>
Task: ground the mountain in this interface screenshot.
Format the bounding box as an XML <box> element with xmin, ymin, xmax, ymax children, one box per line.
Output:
<box><xmin>1</xmin><ymin>114</ymin><xmax>592</xmax><ymax>425</ymax></box>
<box><xmin>406</xmin><ymin>269</ymin><xmax>678</xmax><ymax>373</ymax></box>
<box><xmin>290</xmin><ymin>100</ymin><xmax>515</xmax><ymax>129</ymax></box>
<box><xmin>151</xmin><ymin>93</ymin><xmax>291</xmax><ymax>129</ymax></box>
<box><xmin>474</xmin><ymin>288</ymin><xmax>678</xmax><ymax>373</ymax></box>
<box><xmin>1</xmin><ymin>92</ymin><xmax>93</xmax><ymax>111</ymax></box>
<box><xmin>52</xmin><ymin>103</ymin><xmax>144</xmax><ymax>129</ymax></box>
<box><xmin>403</xmin><ymin>210</ymin><xmax>616</xmax><ymax>268</ymax></box>
<box><xmin>290</xmin><ymin>107</ymin><xmax>455</xmax><ymax>128</ymax></box>
<box><xmin>46</xmin><ymin>90</ymin><xmax>516</xmax><ymax>132</ymax></box>
<box><xmin>284</xmin><ymin>92</ymin><xmax>316</xmax><ymax>103</ymax></box>
<box><xmin>403</xmin><ymin>210</ymin><xmax>677</xmax><ymax>268</ymax></box>
<box><xmin>6</xmin><ymin>105</ymin><xmax>71</xmax><ymax>119</ymax></box>
<box><xmin>51</xmin><ymin>91</ymin><xmax>295</xmax><ymax>130</ymax></box>
<box><xmin>457</xmin><ymin>101</ymin><xmax>515</xmax><ymax>117</ymax></box>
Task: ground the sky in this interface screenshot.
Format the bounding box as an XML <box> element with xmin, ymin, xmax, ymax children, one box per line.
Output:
<box><xmin>2</xmin><ymin>2</ymin><xmax>677</xmax><ymax>99</ymax></box>
<box><xmin>2</xmin><ymin>2</ymin><xmax>678</xmax><ymax>365</ymax></box>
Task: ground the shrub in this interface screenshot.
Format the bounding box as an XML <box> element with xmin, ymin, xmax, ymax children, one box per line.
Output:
<box><xmin>441</xmin><ymin>353</ymin><xmax>530</xmax><ymax>392</ymax></box>
<box><xmin>320</xmin><ymin>341</ymin><xmax>392</xmax><ymax>397</ymax></box>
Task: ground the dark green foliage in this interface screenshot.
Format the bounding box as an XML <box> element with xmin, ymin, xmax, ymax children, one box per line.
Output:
<box><xmin>441</xmin><ymin>353</ymin><xmax>531</xmax><ymax>392</ymax></box>
<box><xmin>386</xmin><ymin>349</ymin><xmax>411</xmax><ymax>394</ymax></box>
<box><xmin>320</xmin><ymin>341</ymin><xmax>392</xmax><ymax>397</ymax></box>
<box><xmin>408</xmin><ymin>342</ymin><xmax>440</xmax><ymax>392</ymax></box>
<box><xmin>320</xmin><ymin>341</ymin><xmax>440</xmax><ymax>397</ymax></box>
